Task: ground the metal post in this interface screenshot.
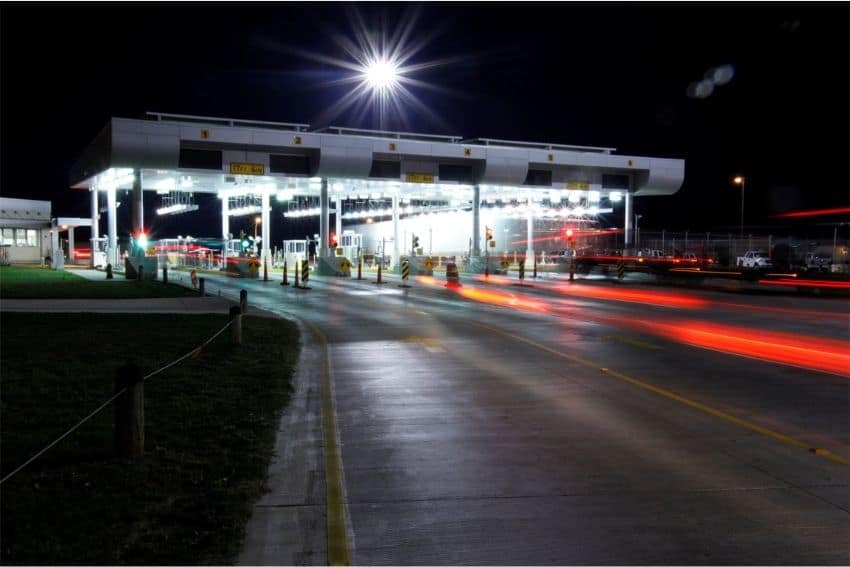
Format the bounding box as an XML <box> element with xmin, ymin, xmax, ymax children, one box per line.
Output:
<box><xmin>162</xmin><ymin>265</ymin><xmax>168</xmax><ymax>284</ymax></box>
<box><xmin>624</xmin><ymin>193</ymin><xmax>633</xmax><ymax>250</ymax></box>
<box><xmin>132</xmin><ymin>168</ymin><xmax>143</xmax><ymax>238</ymax></box>
<box><xmin>90</xmin><ymin>188</ymin><xmax>99</xmax><ymax>268</ymax></box>
<box><xmin>392</xmin><ymin>194</ymin><xmax>399</xmax><ymax>270</ymax></box>
<box><xmin>526</xmin><ymin>196</ymin><xmax>534</xmax><ymax>271</ymax></box>
<box><xmin>199</xmin><ymin>277</ymin><xmax>205</xmax><ymax>296</ymax></box>
<box><xmin>320</xmin><ymin>179</ymin><xmax>329</xmax><ymax>261</ymax></box>
<box><xmin>281</xmin><ymin>260</ymin><xmax>289</xmax><ymax>286</ymax></box>
<box><xmin>68</xmin><ymin>227</ymin><xmax>75</xmax><ymax>263</ymax></box>
<box><xmin>472</xmin><ymin>184</ymin><xmax>481</xmax><ymax>257</ymax></box>
<box><xmin>240</xmin><ymin>289</ymin><xmax>248</xmax><ymax>314</ymax></box>
<box><xmin>262</xmin><ymin>190</ymin><xmax>270</xmax><ymax>277</ymax></box>
<box><xmin>107</xmin><ymin>186</ymin><xmax>118</xmax><ymax>268</ymax></box>
<box><xmin>137</xmin><ymin>264</ymin><xmax>144</xmax><ymax>282</ymax></box>
<box><xmin>114</xmin><ymin>363</ymin><xmax>144</xmax><ymax>458</ymax></box>
<box><xmin>335</xmin><ymin>196</ymin><xmax>342</xmax><ymax>251</ymax></box>
<box><xmin>833</xmin><ymin>225</ymin><xmax>839</xmax><ymax>266</ymax></box>
<box><xmin>50</xmin><ymin>219</ymin><xmax>60</xmax><ymax>270</ymax></box>
<box><xmin>221</xmin><ymin>192</ymin><xmax>229</xmax><ymax>267</ymax></box>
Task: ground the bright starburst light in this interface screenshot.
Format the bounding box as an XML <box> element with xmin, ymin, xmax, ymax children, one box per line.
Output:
<box><xmin>264</xmin><ymin>7</ymin><xmax>468</xmax><ymax>130</ymax></box>
<box><xmin>363</xmin><ymin>58</ymin><xmax>400</xmax><ymax>92</ymax></box>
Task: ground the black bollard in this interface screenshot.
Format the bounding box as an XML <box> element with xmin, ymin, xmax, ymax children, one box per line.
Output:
<box><xmin>199</xmin><ymin>277</ymin><xmax>205</xmax><ymax>296</ymax></box>
<box><xmin>106</xmin><ymin>263</ymin><xmax>113</xmax><ymax>279</ymax></box>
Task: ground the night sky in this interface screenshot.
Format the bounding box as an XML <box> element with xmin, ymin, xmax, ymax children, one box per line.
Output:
<box><xmin>1</xmin><ymin>2</ymin><xmax>848</xmax><ymax>238</ymax></box>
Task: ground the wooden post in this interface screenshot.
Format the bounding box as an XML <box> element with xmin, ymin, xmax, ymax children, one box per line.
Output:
<box><xmin>162</xmin><ymin>265</ymin><xmax>168</xmax><ymax>284</ymax></box>
<box><xmin>240</xmin><ymin>289</ymin><xmax>248</xmax><ymax>314</ymax></box>
<box><xmin>114</xmin><ymin>363</ymin><xmax>144</xmax><ymax>458</ymax></box>
<box><xmin>230</xmin><ymin>305</ymin><xmax>242</xmax><ymax>346</ymax></box>
<box><xmin>199</xmin><ymin>277</ymin><xmax>205</xmax><ymax>296</ymax></box>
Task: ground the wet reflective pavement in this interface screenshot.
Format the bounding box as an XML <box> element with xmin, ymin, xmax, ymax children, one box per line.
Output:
<box><xmin>207</xmin><ymin>270</ymin><xmax>849</xmax><ymax>565</ymax></box>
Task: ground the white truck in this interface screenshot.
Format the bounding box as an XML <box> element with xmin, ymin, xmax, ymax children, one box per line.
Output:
<box><xmin>737</xmin><ymin>250</ymin><xmax>772</xmax><ymax>269</ymax></box>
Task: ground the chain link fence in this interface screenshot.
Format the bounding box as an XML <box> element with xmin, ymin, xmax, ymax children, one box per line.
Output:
<box><xmin>630</xmin><ymin>230</ymin><xmax>849</xmax><ymax>271</ymax></box>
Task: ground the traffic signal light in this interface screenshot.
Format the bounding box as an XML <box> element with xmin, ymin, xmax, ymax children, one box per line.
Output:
<box><xmin>412</xmin><ymin>234</ymin><xmax>420</xmax><ymax>249</ymax></box>
<box><xmin>485</xmin><ymin>226</ymin><xmax>493</xmax><ymax>240</ymax></box>
<box><xmin>330</xmin><ymin>231</ymin><xmax>337</xmax><ymax>247</ymax></box>
<box><xmin>565</xmin><ymin>228</ymin><xmax>574</xmax><ymax>241</ymax></box>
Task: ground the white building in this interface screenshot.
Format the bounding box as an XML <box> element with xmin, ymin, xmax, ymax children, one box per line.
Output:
<box><xmin>0</xmin><ymin>198</ymin><xmax>51</xmax><ymax>264</ymax></box>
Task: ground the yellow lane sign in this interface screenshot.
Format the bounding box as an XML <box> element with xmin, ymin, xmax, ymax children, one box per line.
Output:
<box><xmin>229</xmin><ymin>162</ymin><xmax>265</xmax><ymax>175</ymax></box>
<box><xmin>405</xmin><ymin>172</ymin><xmax>435</xmax><ymax>184</ymax></box>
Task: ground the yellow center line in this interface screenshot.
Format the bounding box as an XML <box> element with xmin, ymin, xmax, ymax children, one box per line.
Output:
<box><xmin>303</xmin><ymin>319</ymin><xmax>351</xmax><ymax>565</ymax></box>
<box><xmin>469</xmin><ymin>320</ymin><xmax>850</xmax><ymax>467</ymax></box>
<box><xmin>603</xmin><ymin>334</ymin><xmax>663</xmax><ymax>351</ymax></box>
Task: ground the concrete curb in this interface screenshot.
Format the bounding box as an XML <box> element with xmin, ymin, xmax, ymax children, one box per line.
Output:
<box><xmin>238</xmin><ymin>315</ymin><xmax>327</xmax><ymax>565</ymax></box>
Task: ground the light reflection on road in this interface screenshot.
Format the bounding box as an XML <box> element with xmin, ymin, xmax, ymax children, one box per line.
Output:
<box><xmin>416</xmin><ymin>276</ymin><xmax>850</xmax><ymax>377</ymax></box>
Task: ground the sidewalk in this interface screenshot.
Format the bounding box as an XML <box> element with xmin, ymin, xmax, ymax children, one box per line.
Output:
<box><xmin>0</xmin><ymin>296</ymin><xmax>236</xmax><ymax>313</ymax></box>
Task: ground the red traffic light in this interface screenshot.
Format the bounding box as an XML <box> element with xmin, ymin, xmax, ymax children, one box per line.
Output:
<box><xmin>565</xmin><ymin>229</ymin><xmax>574</xmax><ymax>239</ymax></box>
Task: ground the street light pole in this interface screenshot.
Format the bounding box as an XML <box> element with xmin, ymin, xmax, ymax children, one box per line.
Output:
<box><xmin>254</xmin><ymin>216</ymin><xmax>260</xmax><ymax>255</ymax></box>
<box><xmin>733</xmin><ymin>176</ymin><xmax>745</xmax><ymax>238</ymax></box>
<box><xmin>634</xmin><ymin>214</ymin><xmax>643</xmax><ymax>250</ymax></box>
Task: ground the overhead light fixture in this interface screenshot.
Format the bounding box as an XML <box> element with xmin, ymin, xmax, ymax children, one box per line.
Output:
<box><xmin>229</xmin><ymin>205</ymin><xmax>263</xmax><ymax>217</ymax></box>
<box><xmin>157</xmin><ymin>204</ymin><xmax>200</xmax><ymax>216</ymax></box>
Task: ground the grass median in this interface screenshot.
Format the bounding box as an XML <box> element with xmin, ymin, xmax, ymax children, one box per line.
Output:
<box><xmin>0</xmin><ymin>312</ymin><xmax>299</xmax><ymax>564</ymax></box>
<box><xmin>0</xmin><ymin>265</ymin><xmax>197</xmax><ymax>299</ymax></box>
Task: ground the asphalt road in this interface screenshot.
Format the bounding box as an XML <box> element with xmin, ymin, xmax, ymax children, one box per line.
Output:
<box><xmin>204</xmin><ymin>269</ymin><xmax>849</xmax><ymax>565</ymax></box>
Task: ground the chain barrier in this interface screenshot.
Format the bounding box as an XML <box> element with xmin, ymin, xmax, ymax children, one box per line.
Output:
<box><xmin>0</xmin><ymin>318</ymin><xmax>235</xmax><ymax>486</ymax></box>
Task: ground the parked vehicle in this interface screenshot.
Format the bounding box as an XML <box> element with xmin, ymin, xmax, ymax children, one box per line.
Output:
<box><xmin>737</xmin><ymin>250</ymin><xmax>773</xmax><ymax>269</ymax></box>
<box><xmin>803</xmin><ymin>252</ymin><xmax>832</xmax><ymax>272</ymax></box>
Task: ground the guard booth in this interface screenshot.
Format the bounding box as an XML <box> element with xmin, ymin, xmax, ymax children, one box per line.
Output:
<box><xmin>337</xmin><ymin>230</ymin><xmax>362</xmax><ymax>261</ymax></box>
<box><xmin>282</xmin><ymin>239</ymin><xmax>310</xmax><ymax>268</ymax></box>
<box><xmin>91</xmin><ymin>237</ymin><xmax>108</xmax><ymax>268</ymax></box>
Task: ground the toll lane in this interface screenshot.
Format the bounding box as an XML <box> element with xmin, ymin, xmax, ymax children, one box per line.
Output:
<box><xmin>197</xmin><ymin>271</ymin><xmax>849</xmax><ymax>564</ymax></box>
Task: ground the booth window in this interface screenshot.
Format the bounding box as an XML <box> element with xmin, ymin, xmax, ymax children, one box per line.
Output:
<box><xmin>369</xmin><ymin>160</ymin><xmax>401</xmax><ymax>179</ymax></box>
<box><xmin>178</xmin><ymin>148</ymin><xmax>223</xmax><ymax>170</ymax></box>
<box><xmin>1</xmin><ymin>228</ymin><xmax>14</xmax><ymax>246</ymax></box>
<box><xmin>15</xmin><ymin>229</ymin><xmax>27</xmax><ymax>247</ymax></box>
<box><xmin>439</xmin><ymin>164</ymin><xmax>474</xmax><ymax>183</ymax></box>
<box><xmin>26</xmin><ymin>229</ymin><xmax>38</xmax><ymax>246</ymax></box>
<box><xmin>524</xmin><ymin>169</ymin><xmax>553</xmax><ymax>186</ymax></box>
<box><xmin>602</xmin><ymin>174</ymin><xmax>630</xmax><ymax>189</ymax></box>
<box><xmin>270</xmin><ymin>154</ymin><xmax>311</xmax><ymax>175</ymax></box>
